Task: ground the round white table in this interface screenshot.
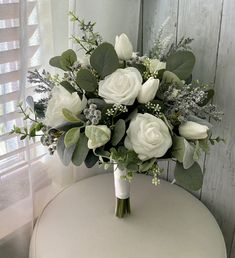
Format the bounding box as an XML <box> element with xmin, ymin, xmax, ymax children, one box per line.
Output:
<box><xmin>30</xmin><ymin>173</ymin><xmax>227</xmax><ymax>258</ymax></box>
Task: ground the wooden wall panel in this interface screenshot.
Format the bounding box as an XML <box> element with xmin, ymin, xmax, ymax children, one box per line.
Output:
<box><xmin>143</xmin><ymin>0</ymin><xmax>178</xmax><ymax>54</ymax></box>
<box><xmin>177</xmin><ymin>0</ymin><xmax>223</xmax><ymax>82</ymax></box>
<box><xmin>201</xmin><ymin>0</ymin><xmax>235</xmax><ymax>255</ymax></box>
<box><xmin>143</xmin><ymin>0</ymin><xmax>235</xmax><ymax>256</ymax></box>
<box><xmin>169</xmin><ymin>0</ymin><xmax>224</xmax><ymax>196</ymax></box>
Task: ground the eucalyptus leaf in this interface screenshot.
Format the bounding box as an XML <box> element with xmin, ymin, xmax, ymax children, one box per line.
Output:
<box><xmin>60</xmin><ymin>49</ymin><xmax>77</xmax><ymax>71</ymax></box>
<box><xmin>193</xmin><ymin>141</ymin><xmax>201</xmax><ymax>161</ymax></box>
<box><xmin>125</xmin><ymin>108</ymin><xmax>138</xmax><ymax>122</ymax></box>
<box><xmin>84</xmin><ymin>150</ymin><xmax>99</xmax><ymax>168</ymax></box>
<box><xmin>172</xmin><ymin>135</ymin><xmax>195</xmax><ymax>169</ymax></box>
<box><xmin>199</xmin><ymin>138</ymin><xmax>210</xmax><ymax>153</ymax></box>
<box><xmin>62</xmin><ymin>108</ymin><xmax>80</xmax><ymax>123</ymax></box>
<box><xmin>162</xmin><ymin>71</ymin><xmax>184</xmax><ymax>87</ymax></box>
<box><xmin>187</xmin><ymin>115</ymin><xmax>213</xmax><ymax>129</ymax></box>
<box><xmin>76</xmin><ymin>69</ymin><xmax>98</xmax><ymax>92</ymax></box>
<box><xmin>49</xmin><ymin>56</ymin><xmax>64</xmax><ymax>70</ymax></box>
<box><xmin>174</xmin><ymin>162</ymin><xmax>203</xmax><ymax>191</ymax></box>
<box><xmin>94</xmin><ymin>148</ymin><xmax>110</xmax><ymax>159</ymax></box>
<box><xmin>111</xmin><ymin>119</ymin><xmax>126</xmax><ymax>146</ymax></box>
<box><xmin>88</xmin><ymin>98</ymin><xmax>107</xmax><ymax>109</ymax></box>
<box><xmin>166</xmin><ymin>51</ymin><xmax>195</xmax><ymax>80</ymax></box>
<box><xmin>85</xmin><ymin>125</ymin><xmax>111</xmax><ymax>148</ymax></box>
<box><xmin>90</xmin><ymin>42</ymin><xmax>119</xmax><ymax>78</ymax></box>
<box><xmin>72</xmin><ymin>133</ymin><xmax>89</xmax><ymax>166</ymax></box>
<box><xmin>183</xmin><ymin>140</ymin><xmax>195</xmax><ymax>169</ymax></box>
<box><xmin>57</xmin><ymin>134</ymin><xmax>76</xmax><ymax>166</ymax></box>
<box><xmin>139</xmin><ymin>158</ymin><xmax>156</xmax><ymax>172</ymax></box>
<box><xmin>131</xmin><ymin>63</ymin><xmax>146</xmax><ymax>74</ymax></box>
<box><xmin>60</xmin><ymin>81</ymin><xmax>76</xmax><ymax>93</ymax></box>
<box><xmin>64</xmin><ymin>127</ymin><xmax>80</xmax><ymax>148</ymax></box>
<box><xmin>55</xmin><ymin>121</ymin><xmax>84</xmax><ymax>131</ymax></box>
<box><xmin>26</xmin><ymin>96</ymin><xmax>34</xmax><ymax>111</ymax></box>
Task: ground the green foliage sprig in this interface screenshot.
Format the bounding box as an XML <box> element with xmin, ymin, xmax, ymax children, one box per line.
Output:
<box><xmin>69</xmin><ymin>11</ymin><xmax>102</xmax><ymax>54</ymax></box>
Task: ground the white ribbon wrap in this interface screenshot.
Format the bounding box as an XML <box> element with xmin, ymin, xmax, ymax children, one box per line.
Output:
<box><xmin>114</xmin><ymin>164</ymin><xmax>130</xmax><ymax>199</ymax></box>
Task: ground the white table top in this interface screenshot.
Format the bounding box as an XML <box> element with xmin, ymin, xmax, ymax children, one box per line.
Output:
<box><xmin>30</xmin><ymin>173</ymin><xmax>227</xmax><ymax>258</ymax></box>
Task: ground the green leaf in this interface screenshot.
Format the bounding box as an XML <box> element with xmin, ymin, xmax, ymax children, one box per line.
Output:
<box><xmin>90</xmin><ymin>42</ymin><xmax>119</xmax><ymax>78</ymax></box>
<box><xmin>62</xmin><ymin>108</ymin><xmax>80</xmax><ymax>123</ymax></box>
<box><xmin>64</xmin><ymin>127</ymin><xmax>80</xmax><ymax>148</ymax></box>
<box><xmin>72</xmin><ymin>133</ymin><xmax>89</xmax><ymax>166</ymax></box>
<box><xmin>131</xmin><ymin>63</ymin><xmax>146</xmax><ymax>74</ymax></box>
<box><xmin>199</xmin><ymin>138</ymin><xmax>210</xmax><ymax>153</ymax></box>
<box><xmin>49</xmin><ymin>56</ymin><xmax>64</xmax><ymax>70</ymax></box>
<box><xmin>125</xmin><ymin>151</ymin><xmax>140</xmax><ymax>171</ymax></box>
<box><xmin>193</xmin><ymin>141</ymin><xmax>201</xmax><ymax>161</ymax></box>
<box><xmin>166</xmin><ymin>51</ymin><xmax>195</xmax><ymax>80</ymax></box>
<box><xmin>20</xmin><ymin>135</ymin><xmax>27</xmax><ymax>140</ymax></box>
<box><xmin>14</xmin><ymin>126</ymin><xmax>21</xmax><ymax>134</ymax></box>
<box><xmin>172</xmin><ymin>135</ymin><xmax>195</xmax><ymax>169</ymax></box>
<box><xmin>55</xmin><ymin>121</ymin><xmax>84</xmax><ymax>131</ymax></box>
<box><xmin>139</xmin><ymin>158</ymin><xmax>156</xmax><ymax>172</ymax></box>
<box><xmin>162</xmin><ymin>71</ymin><xmax>184</xmax><ymax>87</ymax></box>
<box><xmin>84</xmin><ymin>150</ymin><xmax>99</xmax><ymax>168</ymax></box>
<box><xmin>57</xmin><ymin>134</ymin><xmax>76</xmax><ymax>166</ymax></box>
<box><xmin>76</xmin><ymin>69</ymin><xmax>98</xmax><ymax>92</ymax></box>
<box><xmin>111</xmin><ymin>119</ymin><xmax>126</xmax><ymax>146</ymax></box>
<box><xmin>60</xmin><ymin>81</ymin><xmax>76</xmax><ymax>93</ymax></box>
<box><xmin>187</xmin><ymin>115</ymin><xmax>213</xmax><ymax>129</ymax></box>
<box><xmin>174</xmin><ymin>162</ymin><xmax>203</xmax><ymax>191</ymax></box>
<box><xmin>26</xmin><ymin>96</ymin><xmax>35</xmax><ymax>111</ymax></box>
<box><xmin>94</xmin><ymin>148</ymin><xmax>110</xmax><ymax>159</ymax></box>
<box><xmin>60</xmin><ymin>49</ymin><xmax>77</xmax><ymax>71</ymax></box>
<box><xmin>87</xmin><ymin>98</ymin><xmax>107</xmax><ymax>109</ymax></box>
<box><xmin>85</xmin><ymin>125</ymin><xmax>111</xmax><ymax>148</ymax></box>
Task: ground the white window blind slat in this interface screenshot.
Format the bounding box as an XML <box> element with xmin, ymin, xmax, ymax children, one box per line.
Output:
<box><xmin>0</xmin><ymin>2</ymin><xmax>36</xmax><ymax>20</ymax></box>
<box><xmin>0</xmin><ymin>64</ymin><xmax>40</xmax><ymax>84</ymax></box>
<box><xmin>0</xmin><ymin>0</ymin><xmax>44</xmax><ymax>173</ymax></box>
<box><xmin>0</xmin><ymin>45</ymin><xmax>39</xmax><ymax>64</ymax></box>
<box><xmin>0</xmin><ymin>25</ymin><xmax>38</xmax><ymax>42</ymax></box>
<box><xmin>0</xmin><ymin>85</ymin><xmax>37</xmax><ymax>104</ymax></box>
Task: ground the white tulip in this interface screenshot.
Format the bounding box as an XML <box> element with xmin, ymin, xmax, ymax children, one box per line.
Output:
<box><xmin>179</xmin><ymin>121</ymin><xmax>209</xmax><ymax>140</ymax></box>
<box><xmin>115</xmin><ymin>33</ymin><xmax>133</xmax><ymax>60</ymax></box>
<box><xmin>98</xmin><ymin>67</ymin><xmax>142</xmax><ymax>105</ymax></box>
<box><xmin>149</xmin><ymin>59</ymin><xmax>166</xmax><ymax>74</ymax></box>
<box><xmin>137</xmin><ymin>77</ymin><xmax>159</xmax><ymax>104</ymax></box>
<box><xmin>124</xmin><ymin>113</ymin><xmax>172</xmax><ymax>160</ymax></box>
<box><xmin>44</xmin><ymin>86</ymin><xmax>87</xmax><ymax>127</ymax></box>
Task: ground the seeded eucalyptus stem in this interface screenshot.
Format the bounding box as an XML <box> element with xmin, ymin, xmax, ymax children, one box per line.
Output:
<box><xmin>115</xmin><ymin>198</ymin><xmax>131</xmax><ymax>218</ymax></box>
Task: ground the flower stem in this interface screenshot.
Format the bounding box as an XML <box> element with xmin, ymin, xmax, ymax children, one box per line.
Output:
<box><xmin>115</xmin><ymin>198</ymin><xmax>131</xmax><ymax>218</ymax></box>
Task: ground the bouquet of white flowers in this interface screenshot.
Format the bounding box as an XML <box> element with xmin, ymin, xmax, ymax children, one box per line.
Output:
<box><xmin>12</xmin><ymin>13</ymin><xmax>223</xmax><ymax>218</ymax></box>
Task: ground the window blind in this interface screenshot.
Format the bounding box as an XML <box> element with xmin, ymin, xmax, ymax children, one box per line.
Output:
<box><xmin>0</xmin><ymin>0</ymin><xmax>44</xmax><ymax>175</ymax></box>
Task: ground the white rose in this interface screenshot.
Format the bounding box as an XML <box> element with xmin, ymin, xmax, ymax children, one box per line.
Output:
<box><xmin>98</xmin><ymin>67</ymin><xmax>142</xmax><ymax>105</ymax></box>
<box><xmin>149</xmin><ymin>59</ymin><xmax>166</xmax><ymax>74</ymax></box>
<box><xmin>137</xmin><ymin>77</ymin><xmax>159</xmax><ymax>104</ymax></box>
<box><xmin>179</xmin><ymin>121</ymin><xmax>209</xmax><ymax>140</ymax></box>
<box><xmin>124</xmin><ymin>113</ymin><xmax>172</xmax><ymax>160</ymax></box>
<box><xmin>44</xmin><ymin>86</ymin><xmax>87</xmax><ymax>127</ymax></box>
<box><xmin>115</xmin><ymin>33</ymin><xmax>133</xmax><ymax>60</ymax></box>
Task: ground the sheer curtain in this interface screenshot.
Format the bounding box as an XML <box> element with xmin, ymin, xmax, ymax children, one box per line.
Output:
<box><xmin>0</xmin><ymin>1</ymin><xmax>141</xmax><ymax>257</ymax></box>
